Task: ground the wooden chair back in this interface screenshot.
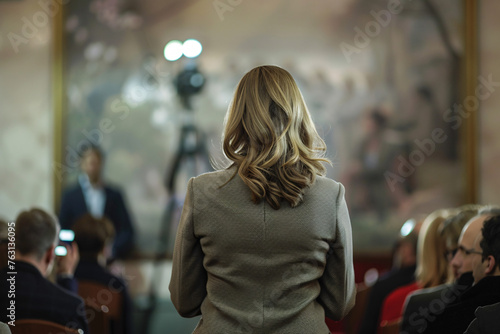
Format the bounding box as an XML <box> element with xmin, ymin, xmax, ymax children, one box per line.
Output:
<box><xmin>78</xmin><ymin>280</ymin><xmax>123</xmax><ymax>334</ymax></box>
<box><xmin>9</xmin><ymin>319</ymin><xmax>79</xmax><ymax>334</ymax></box>
<box><xmin>343</xmin><ymin>283</ymin><xmax>372</xmax><ymax>334</ymax></box>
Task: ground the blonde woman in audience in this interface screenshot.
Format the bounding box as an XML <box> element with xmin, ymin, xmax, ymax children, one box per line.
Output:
<box><xmin>377</xmin><ymin>208</ymin><xmax>458</xmax><ymax>328</ymax></box>
<box><xmin>169</xmin><ymin>65</ymin><xmax>355</xmax><ymax>334</ymax></box>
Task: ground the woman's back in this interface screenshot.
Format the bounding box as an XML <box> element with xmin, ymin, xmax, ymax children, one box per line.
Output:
<box><xmin>170</xmin><ymin>167</ymin><xmax>355</xmax><ymax>334</ymax></box>
<box><xmin>170</xmin><ymin>65</ymin><xmax>355</xmax><ymax>333</ymax></box>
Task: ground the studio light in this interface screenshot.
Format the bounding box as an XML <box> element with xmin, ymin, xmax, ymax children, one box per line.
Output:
<box><xmin>182</xmin><ymin>39</ymin><xmax>202</xmax><ymax>58</ymax></box>
<box><xmin>164</xmin><ymin>40</ymin><xmax>183</xmax><ymax>61</ymax></box>
<box><xmin>164</xmin><ymin>39</ymin><xmax>203</xmax><ymax>61</ymax></box>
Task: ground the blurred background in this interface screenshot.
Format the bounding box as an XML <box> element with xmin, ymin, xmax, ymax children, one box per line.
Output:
<box><xmin>0</xmin><ymin>0</ymin><xmax>498</xmax><ymax>333</ymax></box>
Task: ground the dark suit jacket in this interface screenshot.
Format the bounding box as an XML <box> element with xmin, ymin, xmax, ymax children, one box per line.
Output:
<box><xmin>75</xmin><ymin>259</ymin><xmax>132</xmax><ymax>334</ymax></box>
<box><xmin>0</xmin><ymin>261</ymin><xmax>89</xmax><ymax>333</ymax></box>
<box><xmin>401</xmin><ymin>272</ymin><xmax>474</xmax><ymax>334</ymax></box>
<box><xmin>464</xmin><ymin>301</ymin><xmax>500</xmax><ymax>334</ymax></box>
<box><xmin>169</xmin><ymin>168</ymin><xmax>356</xmax><ymax>334</ymax></box>
<box><xmin>57</xmin><ymin>275</ymin><xmax>79</xmax><ymax>293</ymax></box>
<box><xmin>421</xmin><ymin>276</ymin><xmax>500</xmax><ymax>334</ymax></box>
<box><xmin>59</xmin><ymin>183</ymin><xmax>134</xmax><ymax>258</ymax></box>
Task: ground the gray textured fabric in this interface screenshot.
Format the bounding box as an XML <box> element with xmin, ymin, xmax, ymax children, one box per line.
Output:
<box><xmin>0</xmin><ymin>322</ymin><xmax>11</xmax><ymax>334</ymax></box>
<box><xmin>169</xmin><ymin>168</ymin><xmax>355</xmax><ymax>334</ymax></box>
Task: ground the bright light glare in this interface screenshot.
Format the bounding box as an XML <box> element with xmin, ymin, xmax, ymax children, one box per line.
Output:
<box><xmin>400</xmin><ymin>219</ymin><xmax>416</xmax><ymax>237</ymax></box>
<box><xmin>59</xmin><ymin>229</ymin><xmax>75</xmax><ymax>242</ymax></box>
<box><xmin>182</xmin><ymin>39</ymin><xmax>202</xmax><ymax>58</ymax></box>
<box><xmin>164</xmin><ymin>40</ymin><xmax>183</xmax><ymax>61</ymax></box>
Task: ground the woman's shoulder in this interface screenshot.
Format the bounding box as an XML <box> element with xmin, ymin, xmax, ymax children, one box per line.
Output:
<box><xmin>192</xmin><ymin>167</ymin><xmax>237</xmax><ymax>186</ymax></box>
<box><xmin>311</xmin><ymin>175</ymin><xmax>345</xmax><ymax>193</ymax></box>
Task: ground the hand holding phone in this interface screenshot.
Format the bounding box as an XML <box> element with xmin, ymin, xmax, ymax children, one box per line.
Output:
<box><xmin>55</xmin><ymin>245</ymin><xmax>68</xmax><ymax>256</ymax></box>
<box><xmin>55</xmin><ymin>229</ymin><xmax>75</xmax><ymax>257</ymax></box>
<box><xmin>56</xmin><ymin>242</ymin><xmax>80</xmax><ymax>275</ymax></box>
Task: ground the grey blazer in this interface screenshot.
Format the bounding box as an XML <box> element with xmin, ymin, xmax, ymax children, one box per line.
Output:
<box><xmin>0</xmin><ymin>322</ymin><xmax>11</xmax><ymax>334</ymax></box>
<box><xmin>169</xmin><ymin>168</ymin><xmax>355</xmax><ymax>334</ymax></box>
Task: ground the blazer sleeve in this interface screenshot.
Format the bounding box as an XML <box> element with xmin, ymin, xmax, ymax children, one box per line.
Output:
<box><xmin>317</xmin><ymin>183</ymin><xmax>356</xmax><ymax>321</ymax></box>
<box><xmin>169</xmin><ymin>177</ymin><xmax>207</xmax><ymax>317</ymax></box>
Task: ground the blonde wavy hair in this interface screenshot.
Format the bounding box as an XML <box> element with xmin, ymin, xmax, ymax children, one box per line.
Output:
<box><xmin>222</xmin><ymin>65</ymin><xmax>330</xmax><ymax>210</ymax></box>
<box><xmin>415</xmin><ymin>208</ymin><xmax>459</xmax><ymax>288</ymax></box>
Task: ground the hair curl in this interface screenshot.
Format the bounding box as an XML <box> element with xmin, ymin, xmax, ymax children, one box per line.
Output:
<box><xmin>222</xmin><ymin>65</ymin><xmax>330</xmax><ymax>210</ymax></box>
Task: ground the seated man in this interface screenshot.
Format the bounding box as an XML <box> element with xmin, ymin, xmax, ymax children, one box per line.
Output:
<box><xmin>73</xmin><ymin>214</ymin><xmax>132</xmax><ymax>334</ymax></box>
<box><xmin>59</xmin><ymin>145</ymin><xmax>134</xmax><ymax>259</ymax></box>
<box><xmin>0</xmin><ymin>208</ymin><xmax>88</xmax><ymax>333</ymax></box>
<box><xmin>422</xmin><ymin>214</ymin><xmax>500</xmax><ymax>333</ymax></box>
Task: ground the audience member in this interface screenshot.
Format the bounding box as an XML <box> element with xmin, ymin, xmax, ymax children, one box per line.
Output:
<box><xmin>73</xmin><ymin>214</ymin><xmax>132</xmax><ymax>334</ymax></box>
<box><xmin>357</xmin><ymin>217</ymin><xmax>421</xmax><ymax>334</ymax></box>
<box><xmin>59</xmin><ymin>145</ymin><xmax>134</xmax><ymax>259</ymax></box>
<box><xmin>400</xmin><ymin>206</ymin><xmax>481</xmax><ymax>333</ymax></box>
<box><xmin>378</xmin><ymin>209</ymin><xmax>457</xmax><ymax>327</ymax></box>
<box><xmin>448</xmin><ymin>207</ymin><xmax>500</xmax><ymax>281</ymax></box>
<box><xmin>422</xmin><ymin>214</ymin><xmax>500</xmax><ymax>333</ymax></box>
<box><xmin>0</xmin><ymin>208</ymin><xmax>88</xmax><ymax>333</ymax></box>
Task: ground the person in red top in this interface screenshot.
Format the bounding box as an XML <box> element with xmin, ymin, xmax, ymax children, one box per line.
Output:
<box><xmin>378</xmin><ymin>208</ymin><xmax>457</xmax><ymax>329</ymax></box>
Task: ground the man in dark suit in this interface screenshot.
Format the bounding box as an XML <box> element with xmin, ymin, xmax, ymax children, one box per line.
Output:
<box><xmin>59</xmin><ymin>146</ymin><xmax>134</xmax><ymax>259</ymax></box>
<box><xmin>421</xmin><ymin>215</ymin><xmax>500</xmax><ymax>334</ymax></box>
<box><xmin>0</xmin><ymin>208</ymin><xmax>89</xmax><ymax>333</ymax></box>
